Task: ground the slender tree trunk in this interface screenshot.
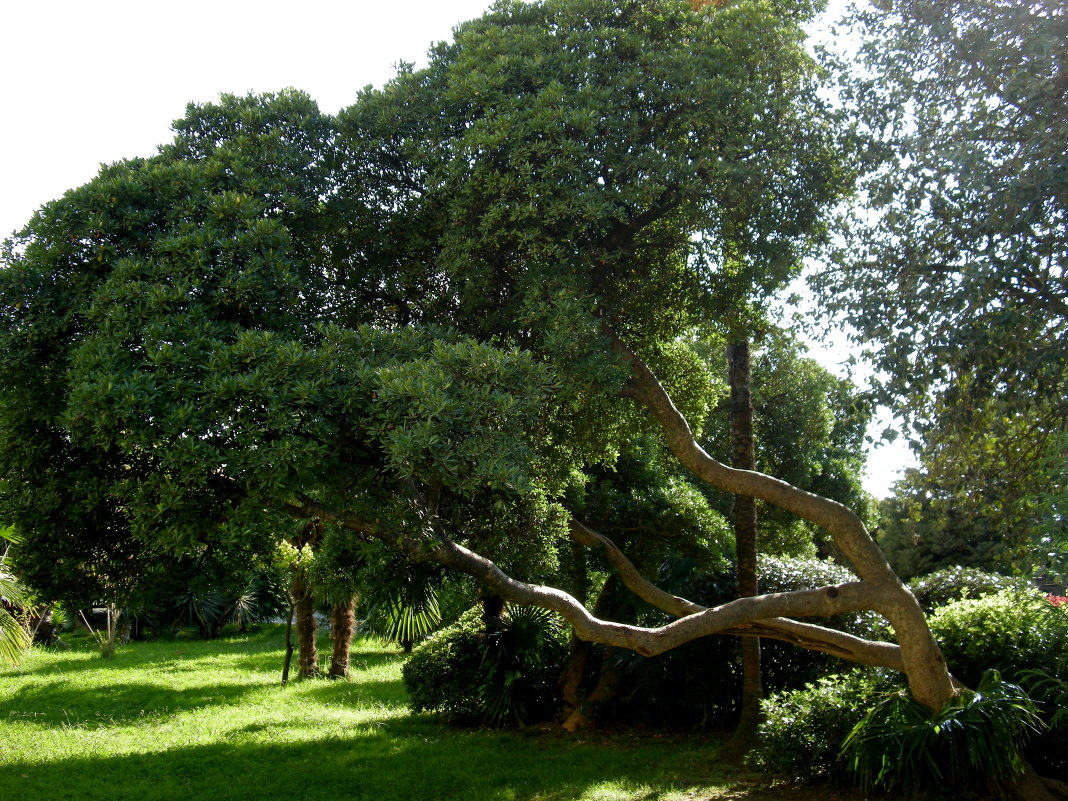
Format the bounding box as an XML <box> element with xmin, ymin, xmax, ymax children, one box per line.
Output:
<box><xmin>481</xmin><ymin>592</ymin><xmax>505</xmax><ymax>633</ymax></box>
<box><xmin>290</xmin><ymin>518</ymin><xmax>323</xmax><ymax>680</ymax></box>
<box><xmin>560</xmin><ymin>575</ymin><xmax>617</xmax><ymax>730</ymax></box>
<box><xmin>558</xmin><ymin>541</ymin><xmax>595</xmax><ymax>718</ymax></box>
<box><xmin>293</xmin><ymin>569</ymin><xmax>318</xmax><ymax>679</ymax></box>
<box><xmin>723</xmin><ymin>340</ymin><xmax>762</xmax><ymax>761</ymax></box>
<box><xmin>281</xmin><ymin>602</ymin><xmax>295</xmax><ymax>686</ymax></box>
<box><xmin>328</xmin><ymin>597</ymin><xmax>357</xmax><ymax>679</ymax></box>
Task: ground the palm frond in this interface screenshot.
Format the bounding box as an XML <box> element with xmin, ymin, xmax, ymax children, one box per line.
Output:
<box><xmin>0</xmin><ymin>607</ymin><xmax>30</xmax><ymax>665</ymax></box>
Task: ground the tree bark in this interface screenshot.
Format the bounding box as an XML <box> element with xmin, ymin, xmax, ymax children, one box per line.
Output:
<box><xmin>293</xmin><ymin>569</ymin><xmax>318</xmax><ymax>679</ymax></box>
<box><xmin>291</xmin><ymin>518</ymin><xmax>323</xmax><ymax>680</ymax></box>
<box><xmin>611</xmin><ymin>338</ymin><xmax>957</xmax><ymax>713</ymax></box>
<box><xmin>724</xmin><ymin>340</ymin><xmax>762</xmax><ymax>762</ymax></box>
<box><xmin>559</xmin><ymin>574</ymin><xmax>616</xmax><ymax>721</ymax></box>
<box><xmin>328</xmin><ymin>597</ymin><xmax>356</xmax><ymax>679</ymax></box>
<box><xmin>481</xmin><ymin>592</ymin><xmax>505</xmax><ymax>632</ymax></box>
<box><xmin>281</xmin><ymin>602</ymin><xmax>295</xmax><ymax>686</ymax></box>
<box><xmin>279</xmin><ymin>340</ymin><xmax>1062</xmax><ymax>800</ymax></box>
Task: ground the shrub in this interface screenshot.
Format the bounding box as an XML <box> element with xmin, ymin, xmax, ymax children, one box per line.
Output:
<box><xmin>908</xmin><ymin>566</ymin><xmax>1033</xmax><ymax>613</ymax></box>
<box><xmin>1019</xmin><ymin>656</ymin><xmax>1068</xmax><ymax>779</ymax></box>
<box><xmin>402</xmin><ymin>604</ymin><xmax>567</xmax><ymax>726</ymax></box>
<box><xmin>402</xmin><ymin>607</ymin><xmax>484</xmax><ymax>723</ymax></box>
<box><xmin>748</xmin><ymin>669</ymin><xmax>897</xmax><ymax>782</ymax></box>
<box><xmin>929</xmin><ymin>590</ymin><xmax>1068</xmax><ymax>780</ymax></box>
<box><xmin>929</xmin><ymin>590</ymin><xmax>1068</xmax><ymax>688</ymax></box>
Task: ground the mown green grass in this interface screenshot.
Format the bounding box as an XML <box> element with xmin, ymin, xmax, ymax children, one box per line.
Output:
<box><xmin>0</xmin><ymin>627</ymin><xmax>735</xmax><ymax>801</ymax></box>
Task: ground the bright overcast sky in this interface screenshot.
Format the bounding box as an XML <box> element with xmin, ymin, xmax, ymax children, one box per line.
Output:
<box><xmin>0</xmin><ymin>0</ymin><xmax>911</xmax><ymax>497</ymax></box>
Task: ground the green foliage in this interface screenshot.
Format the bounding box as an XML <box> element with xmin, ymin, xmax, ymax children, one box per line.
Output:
<box><xmin>877</xmin><ymin>421</ymin><xmax>1068</xmax><ymax>578</ymax></box>
<box><xmin>356</xmin><ymin>551</ymin><xmax>446</xmax><ymax>649</ymax></box>
<box><xmin>699</xmin><ymin>328</ymin><xmax>874</xmax><ymax>556</ymax></box>
<box><xmin>927</xmin><ymin>591</ymin><xmax>1068</xmax><ymax>779</ymax></box>
<box><xmin>749</xmin><ymin>670</ymin><xmax>896</xmax><ymax>782</ymax></box>
<box><xmin>0</xmin><ymin>528</ymin><xmax>31</xmax><ymax>665</ymax></box>
<box><xmin>402</xmin><ymin>607</ymin><xmax>484</xmax><ymax>723</ymax></box>
<box><xmin>0</xmin><ymin>0</ymin><xmax>851</xmax><ymax>736</ymax></box>
<box><xmin>1020</xmin><ymin>657</ymin><xmax>1068</xmax><ymax>778</ymax></box>
<box><xmin>907</xmin><ymin>566</ymin><xmax>1034</xmax><ymax>613</ymax></box>
<box><xmin>841</xmin><ymin>672</ymin><xmax>1043</xmax><ymax>795</ymax></box>
<box><xmin>565</xmin><ymin>434</ymin><xmax>734</xmax><ymax>572</ymax></box>
<box><xmin>166</xmin><ymin>567</ymin><xmax>288</xmax><ymax>640</ymax></box>
<box><xmin>1021</xmin><ymin>659</ymin><xmax>1068</xmax><ymax>734</ymax></box>
<box><xmin>928</xmin><ymin>590</ymin><xmax>1068</xmax><ymax>690</ymax></box>
<box><xmin>402</xmin><ymin>604</ymin><xmax>567</xmax><ymax>726</ymax></box>
<box><xmin>816</xmin><ymin>0</ymin><xmax>1068</xmax><ymax>571</ymax></box>
<box><xmin>480</xmin><ymin>606</ymin><xmax>567</xmax><ymax>726</ymax></box>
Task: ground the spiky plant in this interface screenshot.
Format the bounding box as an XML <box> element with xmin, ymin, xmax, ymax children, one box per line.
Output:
<box><xmin>0</xmin><ymin>528</ymin><xmax>31</xmax><ymax>665</ymax></box>
<box><xmin>841</xmin><ymin>670</ymin><xmax>1044</xmax><ymax>794</ymax></box>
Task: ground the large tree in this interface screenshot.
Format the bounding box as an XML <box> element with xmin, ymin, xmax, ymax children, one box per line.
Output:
<box><xmin>813</xmin><ymin>0</ymin><xmax>1068</xmax><ymax>572</ymax></box>
<box><xmin>1</xmin><ymin>1</ymin><xmax>1056</xmax><ymax>797</ymax></box>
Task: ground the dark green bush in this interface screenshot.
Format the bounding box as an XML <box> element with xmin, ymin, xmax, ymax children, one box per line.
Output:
<box><xmin>908</xmin><ymin>566</ymin><xmax>1033</xmax><ymax>613</ymax></box>
<box><xmin>402</xmin><ymin>607</ymin><xmax>484</xmax><ymax>723</ymax></box>
<box><xmin>1020</xmin><ymin>655</ymin><xmax>1068</xmax><ymax>778</ymax></box>
<box><xmin>748</xmin><ymin>669</ymin><xmax>897</xmax><ymax>782</ymax></box>
<box><xmin>401</xmin><ymin>604</ymin><xmax>567</xmax><ymax>726</ymax></box>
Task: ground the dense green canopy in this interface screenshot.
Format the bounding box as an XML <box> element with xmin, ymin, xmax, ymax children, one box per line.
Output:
<box><xmin>0</xmin><ymin>0</ymin><xmax>846</xmax><ymax>592</ymax></box>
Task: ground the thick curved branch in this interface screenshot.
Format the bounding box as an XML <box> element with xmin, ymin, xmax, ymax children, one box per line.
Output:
<box><xmin>570</xmin><ymin>517</ymin><xmax>907</xmax><ymax>671</ymax></box>
<box><xmin>727</xmin><ymin>618</ymin><xmax>905</xmax><ymax>672</ymax></box>
<box><xmin>611</xmin><ymin>337</ymin><xmax>957</xmax><ymax>710</ymax></box>
<box><xmin>568</xmin><ymin>519</ymin><xmax>705</xmax><ymax>617</ymax></box>
<box><xmin>285</xmin><ymin>495</ymin><xmax>907</xmax><ymax>663</ymax></box>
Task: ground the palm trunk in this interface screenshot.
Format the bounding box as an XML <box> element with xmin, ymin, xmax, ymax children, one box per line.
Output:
<box><xmin>290</xmin><ymin>518</ymin><xmax>323</xmax><ymax>680</ymax></box>
<box><xmin>293</xmin><ymin>569</ymin><xmax>318</xmax><ymax>679</ymax></box>
<box><xmin>328</xmin><ymin>597</ymin><xmax>356</xmax><ymax>679</ymax></box>
<box><xmin>724</xmin><ymin>340</ymin><xmax>762</xmax><ymax>761</ymax></box>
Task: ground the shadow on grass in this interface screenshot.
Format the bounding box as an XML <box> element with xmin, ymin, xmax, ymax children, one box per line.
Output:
<box><xmin>18</xmin><ymin>627</ymin><xmax>291</xmax><ymax>676</ymax></box>
<box><xmin>0</xmin><ymin>677</ymin><xmax>265</xmax><ymax>727</ymax></box>
<box><xmin>1</xmin><ymin>721</ymin><xmax>727</xmax><ymax>801</ymax></box>
<box><xmin>299</xmin><ymin>677</ymin><xmax>409</xmax><ymax>710</ymax></box>
<box><xmin>16</xmin><ymin>628</ymin><xmax>403</xmax><ymax>678</ymax></box>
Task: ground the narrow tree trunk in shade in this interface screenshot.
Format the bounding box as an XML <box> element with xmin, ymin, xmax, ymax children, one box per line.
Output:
<box><xmin>559</xmin><ymin>574</ymin><xmax>615</xmax><ymax>718</ymax></box>
<box><xmin>481</xmin><ymin>592</ymin><xmax>505</xmax><ymax>632</ymax></box>
<box><xmin>292</xmin><ymin>518</ymin><xmax>322</xmax><ymax>680</ymax></box>
<box><xmin>724</xmin><ymin>340</ymin><xmax>762</xmax><ymax>761</ymax></box>
<box><xmin>293</xmin><ymin>569</ymin><xmax>318</xmax><ymax>679</ymax></box>
<box><xmin>281</xmin><ymin>603</ymin><xmax>295</xmax><ymax>685</ymax></box>
<box><xmin>328</xmin><ymin>597</ymin><xmax>357</xmax><ymax>679</ymax></box>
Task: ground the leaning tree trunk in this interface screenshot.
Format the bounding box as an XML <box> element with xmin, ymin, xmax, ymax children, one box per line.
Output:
<box><xmin>723</xmin><ymin>340</ymin><xmax>762</xmax><ymax>762</ymax></box>
<box><xmin>328</xmin><ymin>597</ymin><xmax>357</xmax><ymax>679</ymax></box>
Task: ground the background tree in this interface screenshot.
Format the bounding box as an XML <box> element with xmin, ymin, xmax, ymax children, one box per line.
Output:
<box><xmin>814</xmin><ymin>0</ymin><xmax>1068</xmax><ymax>574</ymax></box>
<box><xmin>700</xmin><ymin>328</ymin><xmax>874</xmax><ymax>556</ymax></box>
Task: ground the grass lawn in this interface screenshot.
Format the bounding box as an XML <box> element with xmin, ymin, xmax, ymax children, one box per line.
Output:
<box><xmin>0</xmin><ymin>626</ymin><xmax>779</xmax><ymax>801</ymax></box>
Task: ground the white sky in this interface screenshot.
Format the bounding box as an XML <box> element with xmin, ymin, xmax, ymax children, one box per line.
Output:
<box><xmin>0</xmin><ymin>0</ymin><xmax>911</xmax><ymax>497</ymax></box>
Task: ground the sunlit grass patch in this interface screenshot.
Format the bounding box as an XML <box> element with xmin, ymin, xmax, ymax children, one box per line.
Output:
<box><xmin>0</xmin><ymin>626</ymin><xmax>730</xmax><ymax>801</ymax></box>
